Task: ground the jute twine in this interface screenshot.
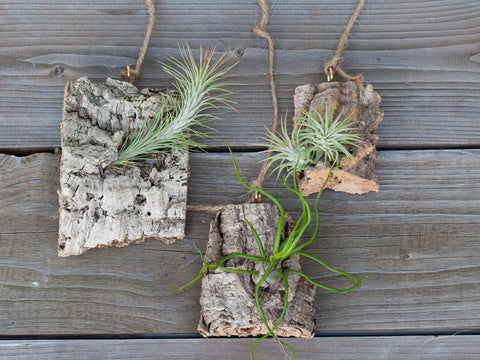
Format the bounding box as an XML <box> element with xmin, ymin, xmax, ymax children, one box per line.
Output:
<box><xmin>249</xmin><ymin>0</ymin><xmax>366</xmax><ymax>203</ymax></box>
<box><xmin>323</xmin><ymin>0</ymin><xmax>366</xmax><ymax>82</ymax></box>
<box><xmin>250</xmin><ymin>0</ymin><xmax>279</xmax><ymax>203</ymax></box>
<box><xmin>190</xmin><ymin>0</ymin><xmax>279</xmax><ymax>210</ymax></box>
<box><xmin>120</xmin><ymin>0</ymin><xmax>155</xmax><ymax>83</ymax></box>
<box><xmin>187</xmin><ymin>0</ymin><xmax>278</xmax><ymax>211</ymax></box>
<box><xmin>125</xmin><ymin>0</ymin><xmax>366</xmax><ymax>212</ymax></box>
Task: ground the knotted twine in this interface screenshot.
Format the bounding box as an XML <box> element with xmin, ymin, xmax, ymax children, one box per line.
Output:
<box><xmin>133</xmin><ymin>0</ymin><xmax>366</xmax><ymax>212</ymax></box>
<box><xmin>120</xmin><ymin>0</ymin><xmax>155</xmax><ymax>83</ymax></box>
<box><xmin>249</xmin><ymin>0</ymin><xmax>366</xmax><ymax>203</ymax></box>
<box><xmin>323</xmin><ymin>0</ymin><xmax>366</xmax><ymax>82</ymax></box>
<box><xmin>250</xmin><ymin>0</ymin><xmax>279</xmax><ymax>203</ymax></box>
<box><xmin>193</xmin><ymin>0</ymin><xmax>279</xmax><ymax>210</ymax></box>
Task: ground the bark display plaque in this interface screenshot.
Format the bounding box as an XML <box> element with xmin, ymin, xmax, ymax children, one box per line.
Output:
<box><xmin>198</xmin><ymin>203</ymin><xmax>316</xmax><ymax>338</ymax></box>
<box><xmin>294</xmin><ymin>81</ymin><xmax>384</xmax><ymax>195</ymax></box>
<box><xmin>58</xmin><ymin>77</ymin><xmax>188</xmax><ymax>257</ymax></box>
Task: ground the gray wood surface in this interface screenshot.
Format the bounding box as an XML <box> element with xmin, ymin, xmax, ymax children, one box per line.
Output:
<box><xmin>1</xmin><ymin>0</ymin><xmax>480</xmax><ymax>148</ymax></box>
<box><xmin>2</xmin><ymin>0</ymin><xmax>480</xmax><ymax>356</ymax></box>
<box><xmin>1</xmin><ymin>336</ymin><xmax>480</xmax><ymax>360</ymax></box>
<box><xmin>1</xmin><ymin>150</ymin><xmax>479</xmax><ymax>335</ymax></box>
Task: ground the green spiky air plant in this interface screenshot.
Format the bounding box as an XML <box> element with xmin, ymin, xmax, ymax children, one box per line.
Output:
<box><xmin>175</xmin><ymin>143</ymin><xmax>368</xmax><ymax>360</ymax></box>
<box><xmin>262</xmin><ymin>107</ymin><xmax>362</xmax><ymax>178</ymax></box>
<box><xmin>110</xmin><ymin>45</ymin><xmax>234</xmax><ymax>168</ymax></box>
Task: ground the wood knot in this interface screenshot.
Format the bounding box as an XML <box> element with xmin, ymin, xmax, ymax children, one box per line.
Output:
<box><xmin>234</xmin><ymin>47</ymin><xmax>245</xmax><ymax>58</ymax></box>
<box><xmin>50</xmin><ymin>65</ymin><xmax>64</xmax><ymax>77</ymax></box>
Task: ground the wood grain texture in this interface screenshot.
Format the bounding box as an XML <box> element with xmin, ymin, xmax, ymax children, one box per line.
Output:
<box><xmin>1</xmin><ymin>0</ymin><xmax>480</xmax><ymax>148</ymax></box>
<box><xmin>1</xmin><ymin>149</ymin><xmax>480</xmax><ymax>335</ymax></box>
<box><xmin>1</xmin><ymin>336</ymin><xmax>480</xmax><ymax>360</ymax></box>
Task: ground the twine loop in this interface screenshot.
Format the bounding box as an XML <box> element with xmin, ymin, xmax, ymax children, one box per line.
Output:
<box><xmin>123</xmin><ymin>0</ymin><xmax>368</xmax><ymax>212</ymax></box>
<box><xmin>323</xmin><ymin>0</ymin><xmax>366</xmax><ymax>82</ymax></box>
<box><xmin>249</xmin><ymin>0</ymin><xmax>367</xmax><ymax>204</ymax></box>
<box><xmin>186</xmin><ymin>204</ymin><xmax>224</xmax><ymax>213</ymax></box>
<box><xmin>121</xmin><ymin>0</ymin><xmax>155</xmax><ymax>83</ymax></box>
<box><xmin>250</xmin><ymin>0</ymin><xmax>279</xmax><ymax>203</ymax></box>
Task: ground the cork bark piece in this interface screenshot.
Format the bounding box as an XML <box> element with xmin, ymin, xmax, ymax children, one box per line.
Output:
<box><xmin>198</xmin><ymin>203</ymin><xmax>316</xmax><ymax>338</ymax></box>
<box><xmin>294</xmin><ymin>81</ymin><xmax>384</xmax><ymax>195</ymax></box>
<box><xmin>59</xmin><ymin>77</ymin><xmax>188</xmax><ymax>257</ymax></box>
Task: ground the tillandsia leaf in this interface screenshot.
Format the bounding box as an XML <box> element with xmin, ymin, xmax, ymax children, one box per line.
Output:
<box><xmin>173</xmin><ymin>249</ymin><xmax>265</xmax><ymax>292</ymax></box>
<box><xmin>110</xmin><ymin>44</ymin><xmax>235</xmax><ymax>168</ymax></box>
<box><xmin>244</xmin><ymin>219</ymin><xmax>266</xmax><ymax>258</ymax></box>
<box><xmin>227</xmin><ymin>141</ymin><xmax>286</xmax><ymax>253</ymax></box>
<box><xmin>252</xmin><ymin>261</ymin><xmax>282</xmax><ymax>285</ymax></box>
<box><xmin>276</xmin><ymin>171</ymin><xmax>311</xmax><ymax>257</ymax></box>
<box><xmin>258</xmin><ymin>116</ymin><xmax>314</xmax><ymax>179</ymax></box>
<box><xmin>283</xmin><ymin>269</ymin><xmax>368</xmax><ymax>294</ymax></box>
<box><xmin>251</xmin><ymin>269</ymin><xmax>295</xmax><ymax>360</ymax></box>
<box><xmin>258</xmin><ymin>106</ymin><xmax>361</xmax><ymax>179</ymax></box>
<box><xmin>292</xmin><ymin>166</ymin><xmax>336</xmax><ymax>254</ymax></box>
<box><xmin>175</xmin><ymin>147</ymin><xmax>367</xmax><ymax>360</ymax></box>
<box><xmin>297</xmin><ymin>107</ymin><xmax>362</xmax><ymax>166</ymax></box>
<box><xmin>111</xmin><ymin>103</ymin><xmax>177</xmax><ymax>167</ymax></box>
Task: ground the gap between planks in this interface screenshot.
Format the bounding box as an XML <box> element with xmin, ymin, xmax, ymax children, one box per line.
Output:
<box><xmin>1</xmin><ymin>149</ymin><xmax>480</xmax><ymax>335</ymax></box>
<box><xmin>1</xmin><ymin>336</ymin><xmax>480</xmax><ymax>359</ymax></box>
<box><xmin>1</xmin><ymin>0</ymin><xmax>480</xmax><ymax>148</ymax></box>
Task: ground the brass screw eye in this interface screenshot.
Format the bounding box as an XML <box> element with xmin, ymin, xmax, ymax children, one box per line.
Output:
<box><xmin>125</xmin><ymin>65</ymin><xmax>131</xmax><ymax>82</ymax></box>
<box><xmin>327</xmin><ymin>67</ymin><xmax>334</xmax><ymax>82</ymax></box>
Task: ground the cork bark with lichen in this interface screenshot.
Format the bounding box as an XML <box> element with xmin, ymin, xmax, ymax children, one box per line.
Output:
<box><xmin>198</xmin><ymin>203</ymin><xmax>316</xmax><ymax>338</ymax></box>
<box><xmin>294</xmin><ymin>81</ymin><xmax>384</xmax><ymax>195</ymax></box>
<box><xmin>58</xmin><ymin>77</ymin><xmax>188</xmax><ymax>257</ymax></box>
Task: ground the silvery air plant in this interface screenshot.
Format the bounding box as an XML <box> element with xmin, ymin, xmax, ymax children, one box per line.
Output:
<box><xmin>110</xmin><ymin>45</ymin><xmax>234</xmax><ymax>168</ymax></box>
<box><xmin>176</xmin><ymin>108</ymin><xmax>368</xmax><ymax>359</ymax></box>
<box><xmin>263</xmin><ymin>106</ymin><xmax>362</xmax><ymax>178</ymax></box>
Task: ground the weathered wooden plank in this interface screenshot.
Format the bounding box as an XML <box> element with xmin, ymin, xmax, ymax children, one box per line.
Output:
<box><xmin>1</xmin><ymin>0</ymin><xmax>480</xmax><ymax>148</ymax></box>
<box><xmin>1</xmin><ymin>149</ymin><xmax>480</xmax><ymax>335</ymax></box>
<box><xmin>1</xmin><ymin>336</ymin><xmax>480</xmax><ymax>360</ymax></box>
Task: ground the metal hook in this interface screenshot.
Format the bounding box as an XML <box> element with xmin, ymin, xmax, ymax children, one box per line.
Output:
<box><xmin>254</xmin><ymin>190</ymin><xmax>262</xmax><ymax>203</ymax></box>
<box><xmin>125</xmin><ymin>65</ymin><xmax>131</xmax><ymax>83</ymax></box>
<box><xmin>327</xmin><ymin>67</ymin><xmax>334</xmax><ymax>82</ymax></box>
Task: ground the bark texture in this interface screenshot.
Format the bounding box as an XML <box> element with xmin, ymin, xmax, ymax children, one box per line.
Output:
<box><xmin>198</xmin><ymin>203</ymin><xmax>316</xmax><ymax>338</ymax></box>
<box><xmin>59</xmin><ymin>77</ymin><xmax>188</xmax><ymax>257</ymax></box>
<box><xmin>294</xmin><ymin>81</ymin><xmax>384</xmax><ymax>195</ymax></box>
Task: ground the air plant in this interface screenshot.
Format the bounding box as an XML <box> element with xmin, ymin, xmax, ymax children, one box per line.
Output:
<box><xmin>261</xmin><ymin>116</ymin><xmax>314</xmax><ymax>178</ymax></box>
<box><xmin>261</xmin><ymin>107</ymin><xmax>362</xmax><ymax>178</ymax></box>
<box><xmin>109</xmin><ymin>45</ymin><xmax>234</xmax><ymax>168</ymax></box>
<box><xmin>175</xmin><ymin>143</ymin><xmax>368</xmax><ymax>360</ymax></box>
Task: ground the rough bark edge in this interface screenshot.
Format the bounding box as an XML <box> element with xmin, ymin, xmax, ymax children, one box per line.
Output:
<box><xmin>198</xmin><ymin>203</ymin><xmax>316</xmax><ymax>338</ymax></box>
<box><xmin>58</xmin><ymin>77</ymin><xmax>188</xmax><ymax>257</ymax></box>
<box><xmin>294</xmin><ymin>82</ymin><xmax>384</xmax><ymax>195</ymax></box>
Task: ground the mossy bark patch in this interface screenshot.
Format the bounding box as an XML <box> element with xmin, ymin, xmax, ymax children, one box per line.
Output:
<box><xmin>198</xmin><ymin>203</ymin><xmax>316</xmax><ymax>338</ymax></box>
<box><xmin>58</xmin><ymin>77</ymin><xmax>188</xmax><ymax>257</ymax></box>
<box><xmin>294</xmin><ymin>81</ymin><xmax>384</xmax><ymax>195</ymax></box>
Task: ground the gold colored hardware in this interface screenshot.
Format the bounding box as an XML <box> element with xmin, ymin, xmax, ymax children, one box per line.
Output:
<box><xmin>254</xmin><ymin>190</ymin><xmax>262</xmax><ymax>203</ymax></box>
<box><xmin>125</xmin><ymin>65</ymin><xmax>131</xmax><ymax>82</ymax></box>
<box><xmin>327</xmin><ymin>67</ymin><xmax>334</xmax><ymax>82</ymax></box>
